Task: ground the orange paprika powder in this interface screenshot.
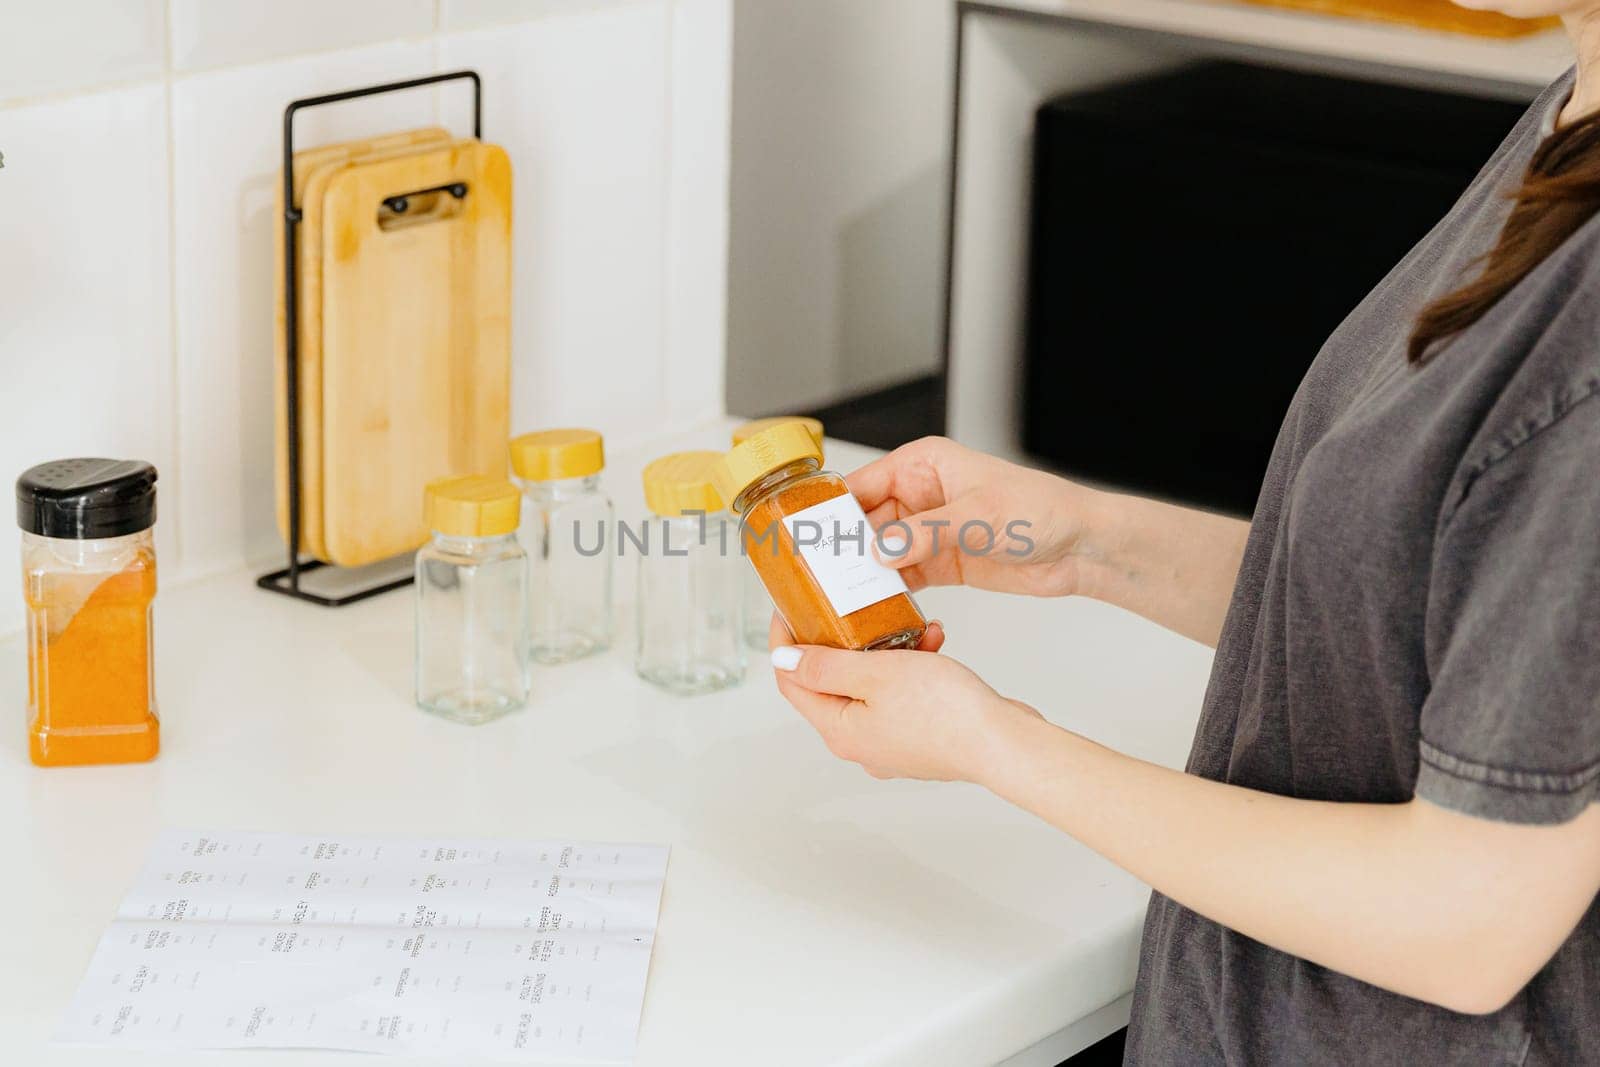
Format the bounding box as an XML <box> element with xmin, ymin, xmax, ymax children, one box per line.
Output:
<box><xmin>713</xmin><ymin>423</ymin><xmax>924</xmax><ymax>651</ymax></box>
<box><xmin>18</xmin><ymin>460</ymin><xmax>160</xmax><ymax>767</ymax></box>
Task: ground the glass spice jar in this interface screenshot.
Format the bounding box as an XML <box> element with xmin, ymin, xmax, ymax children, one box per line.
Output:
<box><xmin>17</xmin><ymin>459</ymin><xmax>160</xmax><ymax>767</ymax></box>
<box><xmin>730</xmin><ymin>417</ymin><xmax>824</xmax><ymax>651</ymax></box>
<box><xmin>509</xmin><ymin>429</ymin><xmax>614</xmax><ymax>664</ymax></box>
<box><xmin>635</xmin><ymin>451</ymin><xmax>745</xmax><ymax>695</ymax></box>
<box><xmin>415</xmin><ymin>475</ymin><xmax>530</xmax><ymax>725</ymax></box>
<box><xmin>713</xmin><ymin>423</ymin><xmax>925</xmax><ymax>652</ymax></box>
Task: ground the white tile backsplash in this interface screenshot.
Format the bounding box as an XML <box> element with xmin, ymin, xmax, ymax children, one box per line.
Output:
<box><xmin>440</xmin><ymin>0</ymin><xmax>634</xmax><ymax>32</ymax></box>
<box><xmin>169</xmin><ymin>0</ymin><xmax>436</xmax><ymax>73</ymax></box>
<box><xmin>0</xmin><ymin>1</ymin><xmax>730</xmax><ymax>633</ymax></box>
<box><xmin>0</xmin><ymin>0</ymin><xmax>166</xmax><ymax>105</ymax></box>
<box><xmin>441</xmin><ymin>3</ymin><xmax>671</xmax><ymax>448</ymax></box>
<box><xmin>664</xmin><ymin>0</ymin><xmax>731</xmax><ymax>428</ymax></box>
<box><xmin>0</xmin><ymin>86</ymin><xmax>176</xmax><ymax>635</ymax></box>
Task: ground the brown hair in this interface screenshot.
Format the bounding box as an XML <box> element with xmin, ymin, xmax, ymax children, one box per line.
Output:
<box><xmin>1410</xmin><ymin>109</ymin><xmax>1600</xmax><ymax>363</ymax></box>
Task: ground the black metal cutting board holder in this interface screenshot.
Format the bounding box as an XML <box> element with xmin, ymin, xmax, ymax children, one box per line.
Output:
<box><xmin>257</xmin><ymin>70</ymin><xmax>483</xmax><ymax>606</ymax></box>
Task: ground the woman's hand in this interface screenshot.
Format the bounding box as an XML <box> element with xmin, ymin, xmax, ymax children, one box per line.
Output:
<box><xmin>848</xmin><ymin>436</ymin><xmax>1253</xmax><ymax>646</ymax></box>
<box><xmin>768</xmin><ymin>613</ymin><xmax>1042</xmax><ymax>783</ymax></box>
<box><xmin>846</xmin><ymin>436</ymin><xmax>1094</xmax><ymax>597</ymax></box>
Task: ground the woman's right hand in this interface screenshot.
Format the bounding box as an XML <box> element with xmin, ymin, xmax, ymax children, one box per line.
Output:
<box><xmin>845</xmin><ymin>436</ymin><xmax>1099</xmax><ymax>598</ymax></box>
<box><xmin>849</xmin><ymin>436</ymin><xmax>1253</xmax><ymax>646</ymax></box>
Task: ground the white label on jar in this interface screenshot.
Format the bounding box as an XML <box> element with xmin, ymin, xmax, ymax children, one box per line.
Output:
<box><xmin>781</xmin><ymin>494</ymin><xmax>909</xmax><ymax>619</ymax></box>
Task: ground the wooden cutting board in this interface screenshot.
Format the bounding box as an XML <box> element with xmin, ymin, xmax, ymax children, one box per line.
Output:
<box><xmin>289</xmin><ymin>138</ymin><xmax>463</xmax><ymax>560</ymax></box>
<box><xmin>318</xmin><ymin>140</ymin><xmax>513</xmax><ymax>567</ymax></box>
<box><xmin>275</xmin><ymin>127</ymin><xmax>452</xmax><ymax>559</ymax></box>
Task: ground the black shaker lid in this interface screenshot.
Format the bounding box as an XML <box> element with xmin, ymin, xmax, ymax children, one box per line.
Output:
<box><xmin>16</xmin><ymin>459</ymin><xmax>158</xmax><ymax>539</ymax></box>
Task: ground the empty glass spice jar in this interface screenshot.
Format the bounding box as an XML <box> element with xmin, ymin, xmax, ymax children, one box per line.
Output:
<box><xmin>636</xmin><ymin>451</ymin><xmax>745</xmax><ymax>695</ymax></box>
<box><xmin>415</xmin><ymin>475</ymin><xmax>529</xmax><ymax>725</ymax></box>
<box><xmin>731</xmin><ymin>417</ymin><xmax>824</xmax><ymax>650</ymax></box>
<box><xmin>17</xmin><ymin>459</ymin><xmax>160</xmax><ymax>766</ymax></box>
<box><xmin>510</xmin><ymin>429</ymin><xmax>614</xmax><ymax>664</ymax></box>
<box><xmin>713</xmin><ymin>423</ymin><xmax>925</xmax><ymax>651</ymax></box>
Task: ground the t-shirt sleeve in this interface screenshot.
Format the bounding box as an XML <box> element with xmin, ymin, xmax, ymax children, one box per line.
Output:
<box><xmin>1416</xmin><ymin>387</ymin><xmax>1600</xmax><ymax>825</ymax></box>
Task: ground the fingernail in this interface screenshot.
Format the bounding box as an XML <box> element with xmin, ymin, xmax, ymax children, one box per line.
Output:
<box><xmin>771</xmin><ymin>646</ymin><xmax>802</xmax><ymax>671</ymax></box>
<box><xmin>878</xmin><ymin>534</ymin><xmax>907</xmax><ymax>559</ymax></box>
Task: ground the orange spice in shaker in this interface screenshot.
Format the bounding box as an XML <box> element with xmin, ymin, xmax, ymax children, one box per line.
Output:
<box><xmin>713</xmin><ymin>423</ymin><xmax>924</xmax><ymax>651</ymax></box>
<box><xmin>17</xmin><ymin>459</ymin><xmax>160</xmax><ymax>766</ymax></box>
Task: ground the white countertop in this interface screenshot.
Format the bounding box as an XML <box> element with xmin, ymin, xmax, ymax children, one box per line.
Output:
<box><xmin>0</xmin><ymin>425</ymin><xmax>1214</xmax><ymax>1066</ymax></box>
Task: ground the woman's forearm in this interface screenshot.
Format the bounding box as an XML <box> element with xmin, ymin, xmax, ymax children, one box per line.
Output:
<box><xmin>979</xmin><ymin>712</ymin><xmax>1600</xmax><ymax>1014</ymax></box>
<box><xmin>1073</xmin><ymin>491</ymin><xmax>1250</xmax><ymax>646</ymax></box>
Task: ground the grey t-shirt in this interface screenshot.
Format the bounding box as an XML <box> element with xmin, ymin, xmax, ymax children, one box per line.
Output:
<box><xmin>1126</xmin><ymin>70</ymin><xmax>1600</xmax><ymax>1065</ymax></box>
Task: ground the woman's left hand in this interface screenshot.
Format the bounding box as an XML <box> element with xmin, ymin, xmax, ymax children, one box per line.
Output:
<box><xmin>768</xmin><ymin>614</ymin><xmax>1042</xmax><ymax>782</ymax></box>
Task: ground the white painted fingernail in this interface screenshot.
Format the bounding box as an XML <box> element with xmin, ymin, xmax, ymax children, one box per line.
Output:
<box><xmin>771</xmin><ymin>647</ymin><xmax>802</xmax><ymax>671</ymax></box>
<box><xmin>878</xmin><ymin>534</ymin><xmax>907</xmax><ymax>558</ymax></box>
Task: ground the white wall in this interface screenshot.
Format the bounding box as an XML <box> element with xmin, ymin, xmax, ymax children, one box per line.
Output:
<box><xmin>725</xmin><ymin>0</ymin><xmax>953</xmax><ymax>416</ymax></box>
<box><xmin>0</xmin><ymin>0</ymin><xmax>730</xmax><ymax>635</ymax></box>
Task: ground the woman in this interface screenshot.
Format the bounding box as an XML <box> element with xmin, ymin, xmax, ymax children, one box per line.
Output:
<box><xmin>768</xmin><ymin>2</ymin><xmax>1600</xmax><ymax>1062</ymax></box>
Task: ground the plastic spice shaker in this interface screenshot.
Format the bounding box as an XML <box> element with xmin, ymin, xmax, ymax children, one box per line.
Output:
<box><xmin>17</xmin><ymin>459</ymin><xmax>160</xmax><ymax>766</ymax></box>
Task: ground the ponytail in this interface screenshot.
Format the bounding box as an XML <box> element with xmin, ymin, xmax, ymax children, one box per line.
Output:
<box><xmin>1410</xmin><ymin>110</ymin><xmax>1600</xmax><ymax>362</ymax></box>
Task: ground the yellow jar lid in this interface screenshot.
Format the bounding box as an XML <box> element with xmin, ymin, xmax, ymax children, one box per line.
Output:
<box><xmin>642</xmin><ymin>451</ymin><xmax>726</xmax><ymax>516</ymax></box>
<box><xmin>424</xmin><ymin>475</ymin><xmax>521</xmax><ymax>537</ymax></box>
<box><xmin>711</xmin><ymin>422</ymin><xmax>824</xmax><ymax>510</ymax></box>
<box><xmin>509</xmin><ymin>428</ymin><xmax>605</xmax><ymax>482</ymax></box>
<box><xmin>732</xmin><ymin>416</ymin><xmax>824</xmax><ymax>455</ymax></box>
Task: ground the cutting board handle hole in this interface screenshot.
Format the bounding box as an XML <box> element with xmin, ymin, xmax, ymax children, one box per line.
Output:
<box><xmin>379</xmin><ymin>182</ymin><xmax>469</xmax><ymax>231</ymax></box>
